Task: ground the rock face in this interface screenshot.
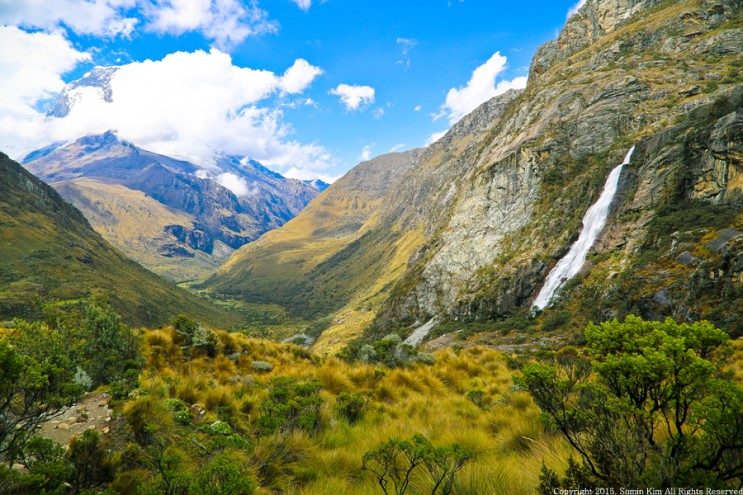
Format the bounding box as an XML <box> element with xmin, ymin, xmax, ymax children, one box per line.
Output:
<box><xmin>23</xmin><ymin>132</ymin><xmax>322</xmax><ymax>282</ymax></box>
<box><xmin>208</xmin><ymin>0</ymin><xmax>743</xmax><ymax>344</ymax></box>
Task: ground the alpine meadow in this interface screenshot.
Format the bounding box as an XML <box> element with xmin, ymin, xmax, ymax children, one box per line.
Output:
<box><xmin>1</xmin><ymin>0</ymin><xmax>742</xmax><ymax>494</ymax></box>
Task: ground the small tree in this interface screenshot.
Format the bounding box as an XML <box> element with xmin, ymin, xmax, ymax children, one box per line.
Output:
<box><xmin>362</xmin><ymin>434</ymin><xmax>472</xmax><ymax>495</ymax></box>
<box><xmin>518</xmin><ymin>316</ymin><xmax>743</xmax><ymax>489</ymax></box>
<box><xmin>0</xmin><ymin>340</ymin><xmax>81</xmax><ymax>465</ymax></box>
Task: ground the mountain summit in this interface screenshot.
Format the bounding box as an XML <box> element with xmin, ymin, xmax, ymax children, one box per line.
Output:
<box><xmin>23</xmin><ymin>131</ymin><xmax>323</xmax><ymax>282</ymax></box>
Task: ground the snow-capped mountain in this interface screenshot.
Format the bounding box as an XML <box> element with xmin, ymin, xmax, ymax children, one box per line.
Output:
<box><xmin>23</xmin><ymin>131</ymin><xmax>323</xmax><ymax>282</ymax></box>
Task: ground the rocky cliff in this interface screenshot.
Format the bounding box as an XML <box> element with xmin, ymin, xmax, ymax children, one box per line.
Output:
<box><xmin>207</xmin><ymin>0</ymin><xmax>743</xmax><ymax>348</ymax></box>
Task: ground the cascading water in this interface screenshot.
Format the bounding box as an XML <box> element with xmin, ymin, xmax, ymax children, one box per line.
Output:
<box><xmin>533</xmin><ymin>146</ymin><xmax>635</xmax><ymax>310</ymax></box>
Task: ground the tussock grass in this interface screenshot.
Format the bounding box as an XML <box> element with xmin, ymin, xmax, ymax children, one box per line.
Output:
<box><xmin>126</xmin><ymin>328</ymin><xmax>574</xmax><ymax>494</ymax></box>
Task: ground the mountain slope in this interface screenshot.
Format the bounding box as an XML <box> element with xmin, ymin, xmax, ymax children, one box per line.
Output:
<box><xmin>0</xmin><ymin>152</ymin><xmax>242</xmax><ymax>328</ymax></box>
<box><xmin>206</xmin><ymin>0</ymin><xmax>743</xmax><ymax>349</ymax></box>
<box><xmin>204</xmin><ymin>150</ymin><xmax>422</xmax><ymax>327</ymax></box>
<box><xmin>23</xmin><ymin>132</ymin><xmax>322</xmax><ymax>282</ymax></box>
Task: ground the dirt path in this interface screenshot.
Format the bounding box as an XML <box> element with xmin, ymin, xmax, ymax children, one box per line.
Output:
<box><xmin>40</xmin><ymin>391</ymin><xmax>114</xmax><ymax>446</ymax></box>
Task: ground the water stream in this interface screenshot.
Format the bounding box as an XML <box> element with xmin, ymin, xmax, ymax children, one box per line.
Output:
<box><xmin>533</xmin><ymin>146</ymin><xmax>635</xmax><ymax>310</ymax></box>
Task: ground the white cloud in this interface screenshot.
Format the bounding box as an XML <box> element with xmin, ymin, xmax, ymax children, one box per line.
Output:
<box><xmin>359</xmin><ymin>145</ymin><xmax>372</xmax><ymax>161</ymax></box>
<box><xmin>290</xmin><ymin>0</ymin><xmax>312</xmax><ymax>11</ymax></box>
<box><xmin>143</xmin><ymin>0</ymin><xmax>277</xmax><ymax>50</ymax></box>
<box><xmin>390</xmin><ymin>143</ymin><xmax>405</xmax><ymax>152</ymax></box>
<box><xmin>372</xmin><ymin>108</ymin><xmax>385</xmax><ymax>119</ymax></box>
<box><xmin>0</xmin><ymin>0</ymin><xmax>275</xmax><ymax>49</ymax></box>
<box><xmin>279</xmin><ymin>59</ymin><xmax>323</xmax><ymax>94</ymax></box>
<box><xmin>413</xmin><ymin>105</ymin><xmax>422</xmax><ymax>112</ymax></box>
<box><xmin>435</xmin><ymin>51</ymin><xmax>527</xmax><ymax>125</ymax></box>
<box><xmin>0</xmin><ymin>0</ymin><xmax>138</xmax><ymax>37</ymax></box>
<box><xmin>0</xmin><ymin>26</ymin><xmax>90</xmax><ymax>115</ymax></box>
<box><xmin>567</xmin><ymin>0</ymin><xmax>587</xmax><ymax>18</ymax></box>
<box><xmin>329</xmin><ymin>84</ymin><xmax>375</xmax><ymax>111</ymax></box>
<box><xmin>0</xmin><ymin>43</ymin><xmax>333</xmax><ymax>178</ymax></box>
<box><xmin>283</xmin><ymin>167</ymin><xmax>339</xmax><ymax>184</ymax></box>
<box><xmin>426</xmin><ymin>130</ymin><xmax>447</xmax><ymax>146</ymax></box>
<box><xmin>216</xmin><ymin>172</ymin><xmax>251</xmax><ymax>196</ymax></box>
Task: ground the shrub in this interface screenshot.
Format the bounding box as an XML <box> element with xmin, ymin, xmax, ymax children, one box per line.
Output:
<box><xmin>362</xmin><ymin>434</ymin><xmax>472</xmax><ymax>495</ymax></box>
<box><xmin>251</xmin><ymin>360</ymin><xmax>274</xmax><ymax>373</ymax></box>
<box><xmin>518</xmin><ymin>316</ymin><xmax>743</xmax><ymax>488</ymax></box>
<box><xmin>190</xmin><ymin>453</ymin><xmax>256</xmax><ymax>495</ymax></box>
<box><xmin>257</xmin><ymin>378</ymin><xmax>323</xmax><ymax>435</ymax></box>
<box><xmin>336</xmin><ymin>392</ymin><xmax>366</xmax><ymax>424</ymax></box>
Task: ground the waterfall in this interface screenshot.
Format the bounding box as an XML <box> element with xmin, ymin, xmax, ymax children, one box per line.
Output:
<box><xmin>533</xmin><ymin>146</ymin><xmax>634</xmax><ymax>310</ymax></box>
<box><xmin>404</xmin><ymin>317</ymin><xmax>439</xmax><ymax>347</ymax></box>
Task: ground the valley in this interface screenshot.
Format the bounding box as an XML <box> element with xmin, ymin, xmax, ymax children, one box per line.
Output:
<box><xmin>1</xmin><ymin>0</ymin><xmax>742</xmax><ymax>493</ymax></box>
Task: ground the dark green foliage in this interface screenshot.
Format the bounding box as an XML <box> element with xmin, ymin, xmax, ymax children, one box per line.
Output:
<box><xmin>541</xmin><ymin>311</ymin><xmax>571</xmax><ymax>332</ymax></box>
<box><xmin>518</xmin><ymin>316</ymin><xmax>743</xmax><ymax>488</ymax></box>
<box><xmin>342</xmin><ymin>334</ymin><xmax>435</xmax><ymax>368</ymax></box>
<box><xmin>68</xmin><ymin>430</ymin><xmax>113</xmax><ymax>492</ymax></box>
<box><xmin>172</xmin><ymin>314</ymin><xmax>198</xmax><ymax>345</ymax></box>
<box><xmin>645</xmin><ymin>200</ymin><xmax>737</xmax><ymax>247</ymax></box>
<box><xmin>0</xmin><ymin>437</ymin><xmax>73</xmax><ymax>495</ymax></box>
<box><xmin>362</xmin><ymin>434</ymin><xmax>472</xmax><ymax>495</ymax></box>
<box><xmin>190</xmin><ymin>453</ymin><xmax>256</xmax><ymax>495</ymax></box>
<box><xmin>537</xmin><ymin>463</ymin><xmax>560</xmax><ymax>495</ymax></box>
<box><xmin>256</xmin><ymin>378</ymin><xmax>323</xmax><ymax>435</ymax></box>
<box><xmin>465</xmin><ymin>390</ymin><xmax>484</xmax><ymax>409</ymax></box>
<box><xmin>336</xmin><ymin>392</ymin><xmax>366</xmax><ymax>424</ymax></box>
<box><xmin>0</xmin><ymin>340</ymin><xmax>81</xmax><ymax>464</ymax></box>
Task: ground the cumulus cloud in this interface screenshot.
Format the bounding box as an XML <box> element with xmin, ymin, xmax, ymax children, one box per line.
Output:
<box><xmin>413</xmin><ymin>105</ymin><xmax>422</xmax><ymax>112</ymax></box>
<box><xmin>0</xmin><ymin>27</ymin><xmax>91</xmax><ymax>115</ymax></box>
<box><xmin>0</xmin><ymin>0</ymin><xmax>139</xmax><ymax>38</ymax></box>
<box><xmin>0</xmin><ymin>0</ymin><xmax>276</xmax><ymax>48</ymax></box>
<box><xmin>0</xmin><ymin>43</ymin><xmax>331</xmax><ymax>178</ymax></box>
<box><xmin>329</xmin><ymin>84</ymin><xmax>375</xmax><ymax>111</ymax></box>
<box><xmin>435</xmin><ymin>51</ymin><xmax>527</xmax><ymax>125</ymax></box>
<box><xmin>567</xmin><ymin>0</ymin><xmax>587</xmax><ymax>18</ymax></box>
<box><xmin>279</xmin><ymin>59</ymin><xmax>323</xmax><ymax>94</ymax></box>
<box><xmin>143</xmin><ymin>0</ymin><xmax>277</xmax><ymax>50</ymax></box>
<box><xmin>290</xmin><ymin>0</ymin><xmax>312</xmax><ymax>11</ymax></box>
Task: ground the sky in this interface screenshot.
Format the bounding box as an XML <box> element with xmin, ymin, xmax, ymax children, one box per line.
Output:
<box><xmin>0</xmin><ymin>0</ymin><xmax>585</xmax><ymax>183</ymax></box>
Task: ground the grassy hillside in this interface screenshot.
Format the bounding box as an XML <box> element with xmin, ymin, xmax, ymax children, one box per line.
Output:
<box><xmin>0</xmin><ymin>153</ymin><xmax>243</xmax><ymax>328</ymax></box>
<box><xmin>54</xmin><ymin>178</ymin><xmax>224</xmax><ymax>283</ymax></box>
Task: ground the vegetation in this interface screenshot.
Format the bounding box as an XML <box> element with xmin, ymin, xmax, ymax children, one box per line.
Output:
<box><xmin>0</xmin><ymin>153</ymin><xmax>245</xmax><ymax>329</ymax></box>
<box><xmin>519</xmin><ymin>317</ymin><xmax>743</xmax><ymax>490</ymax></box>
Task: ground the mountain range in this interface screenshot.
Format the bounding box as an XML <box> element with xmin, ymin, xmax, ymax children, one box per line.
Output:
<box><xmin>23</xmin><ymin>131</ymin><xmax>327</xmax><ymax>282</ymax></box>
<box><xmin>203</xmin><ymin>0</ymin><xmax>743</xmax><ymax>350</ymax></box>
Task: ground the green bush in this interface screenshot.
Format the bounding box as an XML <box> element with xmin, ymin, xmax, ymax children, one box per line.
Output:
<box><xmin>257</xmin><ymin>378</ymin><xmax>323</xmax><ymax>435</ymax></box>
<box><xmin>518</xmin><ymin>316</ymin><xmax>743</xmax><ymax>488</ymax></box>
<box><xmin>336</xmin><ymin>392</ymin><xmax>366</xmax><ymax>424</ymax></box>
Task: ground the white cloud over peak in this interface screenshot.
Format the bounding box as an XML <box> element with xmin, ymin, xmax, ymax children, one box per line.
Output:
<box><xmin>216</xmin><ymin>172</ymin><xmax>251</xmax><ymax>197</ymax></box>
<box><xmin>329</xmin><ymin>84</ymin><xmax>375</xmax><ymax>111</ymax></box>
<box><xmin>280</xmin><ymin>59</ymin><xmax>324</xmax><ymax>94</ymax></box>
<box><xmin>426</xmin><ymin>130</ymin><xmax>447</xmax><ymax>146</ymax></box>
<box><xmin>0</xmin><ymin>27</ymin><xmax>90</xmax><ymax>115</ymax></box>
<box><xmin>290</xmin><ymin>0</ymin><xmax>312</xmax><ymax>11</ymax></box>
<box><xmin>0</xmin><ymin>43</ymin><xmax>331</xmax><ymax>179</ymax></box>
<box><xmin>435</xmin><ymin>51</ymin><xmax>527</xmax><ymax>125</ymax></box>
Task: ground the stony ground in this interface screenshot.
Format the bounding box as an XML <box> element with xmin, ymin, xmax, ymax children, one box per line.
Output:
<box><xmin>40</xmin><ymin>391</ymin><xmax>114</xmax><ymax>446</ymax></box>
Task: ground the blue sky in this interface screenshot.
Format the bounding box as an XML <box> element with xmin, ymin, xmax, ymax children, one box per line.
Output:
<box><xmin>0</xmin><ymin>0</ymin><xmax>583</xmax><ymax>181</ymax></box>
